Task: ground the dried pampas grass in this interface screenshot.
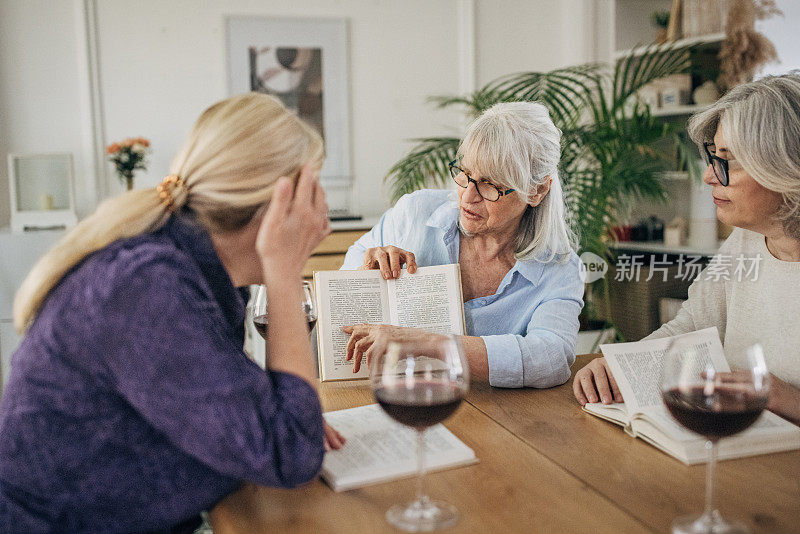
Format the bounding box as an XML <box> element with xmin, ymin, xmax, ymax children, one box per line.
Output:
<box><xmin>720</xmin><ymin>0</ymin><xmax>782</xmax><ymax>88</ymax></box>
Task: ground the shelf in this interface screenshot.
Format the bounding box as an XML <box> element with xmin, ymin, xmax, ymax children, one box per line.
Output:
<box><xmin>610</xmin><ymin>240</ymin><xmax>723</xmax><ymax>257</ymax></box>
<box><xmin>614</xmin><ymin>32</ymin><xmax>726</xmax><ymax>60</ymax></box>
<box><xmin>651</xmin><ymin>104</ymin><xmax>711</xmax><ymax>117</ymax></box>
<box><xmin>330</xmin><ymin>216</ymin><xmax>379</xmax><ymax>231</ymax></box>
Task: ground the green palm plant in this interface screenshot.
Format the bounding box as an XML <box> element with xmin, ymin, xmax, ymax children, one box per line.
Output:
<box><xmin>386</xmin><ymin>44</ymin><xmax>694</xmax><ymax>260</ymax></box>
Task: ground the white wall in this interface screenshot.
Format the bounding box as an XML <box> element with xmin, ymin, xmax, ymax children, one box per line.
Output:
<box><xmin>94</xmin><ymin>0</ymin><xmax>472</xmax><ymax>217</ymax></box>
<box><xmin>0</xmin><ymin>0</ymin><xmax>599</xmax><ymax>224</ymax></box>
<box><xmin>0</xmin><ymin>0</ymin><xmax>97</xmax><ymax>224</ymax></box>
<box><xmin>475</xmin><ymin>0</ymin><xmax>599</xmax><ymax>84</ymax></box>
<box><xmin>757</xmin><ymin>0</ymin><xmax>800</xmax><ymax>76</ymax></box>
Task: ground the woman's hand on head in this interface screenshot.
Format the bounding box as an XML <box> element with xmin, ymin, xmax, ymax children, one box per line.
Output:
<box><xmin>359</xmin><ymin>246</ymin><xmax>417</xmax><ymax>279</ymax></box>
<box><xmin>341</xmin><ymin>324</ymin><xmax>440</xmax><ymax>373</ymax></box>
<box><xmin>256</xmin><ymin>164</ymin><xmax>330</xmax><ymax>279</ymax></box>
<box><xmin>572</xmin><ymin>357</ymin><xmax>624</xmax><ymax>406</ymax></box>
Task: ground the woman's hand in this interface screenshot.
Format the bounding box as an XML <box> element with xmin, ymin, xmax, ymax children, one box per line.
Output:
<box><xmin>324</xmin><ymin>421</ymin><xmax>346</xmax><ymax>451</ymax></box>
<box><xmin>360</xmin><ymin>246</ymin><xmax>417</xmax><ymax>279</ymax></box>
<box><xmin>256</xmin><ymin>164</ymin><xmax>330</xmax><ymax>279</ymax></box>
<box><xmin>691</xmin><ymin>370</ymin><xmax>800</xmax><ymax>427</ymax></box>
<box><xmin>253</xmin><ymin>164</ymin><xmax>328</xmax><ymax>387</ymax></box>
<box><xmin>767</xmin><ymin>373</ymin><xmax>800</xmax><ymax>427</ymax></box>
<box><xmin>342</xmin><ymin>324</ymin><xmax>440</xmax><ymax>373</ymax></box>
<box><xmin>572</xmin><ymin>357</ymin><xmax>624</xmax><ymax>406</ymax></box>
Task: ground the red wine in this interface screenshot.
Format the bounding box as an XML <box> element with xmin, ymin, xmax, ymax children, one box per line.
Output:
<box><xmin>252</xmin><ymin>314</ymin><xmax>317</xmax><ymax>341</ymax></box>
<box><xmin>375</xmin><ymin>382</ymin><xmax>463</xmax><ymax>430</ymax></box>
<box><xmin>663</xmin><ymin>386</ymin><xmax>767</xmax><ymax>440</ymax></box>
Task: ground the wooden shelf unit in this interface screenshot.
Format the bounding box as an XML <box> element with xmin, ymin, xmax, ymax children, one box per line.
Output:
<box><xmin>302</xmin><ymin>228</ymin><xmax>369</xmax><ymax>279</ymax></box>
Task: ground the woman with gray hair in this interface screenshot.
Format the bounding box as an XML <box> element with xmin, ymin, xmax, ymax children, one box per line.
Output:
<box><xmin>574</xmin><ymin>73</ymin><xmax>800</xmax><ymax>426</ymax></box>
<box><xmin>340</xmin><ymin>101</ymin><xmax>584</xmax><ymax>388</ymax></box>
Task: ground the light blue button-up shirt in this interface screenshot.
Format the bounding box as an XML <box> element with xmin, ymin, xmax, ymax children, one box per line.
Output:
<box><xmin>341</xmin><ymin>189</ymin><xmax>584</xmax><ymax>388</ymax></box>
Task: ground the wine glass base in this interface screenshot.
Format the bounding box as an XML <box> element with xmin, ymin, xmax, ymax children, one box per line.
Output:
<box><xmin>386</xmin><ymin>499</ymin><xmax>458</xmax><ymax>532</ymax></box>
<box><xmin>672</xmin><ymin>513</ymin><xmax>749</xmax><ymax>534</ymax></box>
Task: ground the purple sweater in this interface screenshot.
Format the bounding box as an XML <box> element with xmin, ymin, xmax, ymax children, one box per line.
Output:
<box><xmin>0</xmin><ymin>215</ymin><xmax>325</xmax><ymax>533</ymax></box>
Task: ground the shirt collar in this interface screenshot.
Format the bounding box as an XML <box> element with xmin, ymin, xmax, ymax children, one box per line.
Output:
<box><xmin>163</xmin><ymin>214</ymin><xmax>248</xmax><ymax>339</ymax></box>
<box><xmin>426</xmin><ymin>199</ymin><xmax>459</xmax><ymax>231</ymax></box>
<box><xmin>513</xmin><ymin>258</ymin><xmax>545</xmax><ymax>286</ymax></box>
<box><xmin>425</xmin><ymin>197</ymin><xmax>546</xmax><ymax>286</ymax></box>
<box><xmin>426</xmin><ymin>199</ymin><xmax>459</xmax><ymax>244</ymax></box>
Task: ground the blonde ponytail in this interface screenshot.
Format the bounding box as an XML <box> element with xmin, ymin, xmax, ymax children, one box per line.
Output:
<box><xmin>14</xmin><ymin>93</ymin><xmax>323</xmax><ymax>332</ymax></box>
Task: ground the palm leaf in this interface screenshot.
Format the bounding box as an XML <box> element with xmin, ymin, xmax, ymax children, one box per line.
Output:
<box><xmin>385</xmin><ymin>137</ymin><xmax>460</xmax><ymax>202</ymax></box>
<box><xmin>612</xmin><ymin>43</ymin><xmax>692</xmax><ymax>111</ymax></box>
<box><xmin>386</xmin><ymin>43</ymin><xmax>699</xmax><ymax>258</ymax></box>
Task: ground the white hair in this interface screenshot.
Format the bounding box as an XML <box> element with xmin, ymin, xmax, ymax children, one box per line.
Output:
<box><xmin>457</xmin><ymin>101</ymin><xmax>577</xmax><ymax>262</ymax></box>
<box><xmin>688</xmin><ymin>72</ymin><xmax>800</xmax><ymax>238</ymax></box>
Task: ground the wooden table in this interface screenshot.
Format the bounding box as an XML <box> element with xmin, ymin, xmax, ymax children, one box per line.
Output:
<box><xmin>209</xmin><ymin>355</ymin><xmax>800</xmax><ymax>533</ymax></box>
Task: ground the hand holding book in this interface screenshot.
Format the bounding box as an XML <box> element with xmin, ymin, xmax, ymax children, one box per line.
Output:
<box><xmin>314</xmin><ymin>264</ymin><xmax>465</xmax><ymax>381</ymax></box>
<box><xmin>579</xmin><ymin>328</ymin><xmax>800</xmax><ymax>465</ymax></box>
<box><xmin>342</xmin><ymin>324</ymin><xmax>448</xmax><ymax>373</ymax></box>
<box><xmin>359</xmin><ymin>245</ymin><xmax>418</xmax><ymax>278</ymax></box>
<box><xmin>576</xmin><ymin>344</ymin><xmax>800</xmax><ymax>426</ymax></box>
<box><xmin>573</xmin><ymin>356</ymin><xmax>623</xmax><ymax>405</ymax></box>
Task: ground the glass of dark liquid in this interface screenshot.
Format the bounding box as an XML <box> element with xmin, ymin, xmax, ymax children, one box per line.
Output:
<box><xmin>250</xmin><ymin>281</ymin><xmax>317</xmax><ymax>341</ymax></box>
<box><xmin>661</xmin><ymin>339</ymin><xmax>770</xmax><ymax>534</ymax></box>
<box><xmin>370</xmin><ymin>335</ymin><xmax>469</xmax><ymax>532</ymax></box>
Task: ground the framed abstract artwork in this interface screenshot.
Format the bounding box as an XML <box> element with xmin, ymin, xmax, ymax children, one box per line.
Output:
<box><xmin>227</xmin><ymin>16</ymin><xmax>354</xmax><ymax>215</ymax></box>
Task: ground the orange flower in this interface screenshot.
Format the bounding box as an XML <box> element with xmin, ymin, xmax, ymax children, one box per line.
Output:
<box><xmin>107</xmin><ymin>137</ymin><xmax>150</xmax><ymax>153</ymax></box>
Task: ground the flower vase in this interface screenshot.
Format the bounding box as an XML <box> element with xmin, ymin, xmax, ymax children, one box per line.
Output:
<box><xmin>121</xmin><ymin>172</ymin><xmax>134</xmax><ymax>191</ymax></box>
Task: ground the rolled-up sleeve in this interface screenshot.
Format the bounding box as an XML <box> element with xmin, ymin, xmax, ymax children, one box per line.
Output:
<box><xmin>483</xmin><ymin>258</ymin><xmax>584</xmax><ymax>389</ymax></box>
<box><xmin>98</xmin><ymin>261</ymin><xmax>325</xmax><ymax>489</ymax></box>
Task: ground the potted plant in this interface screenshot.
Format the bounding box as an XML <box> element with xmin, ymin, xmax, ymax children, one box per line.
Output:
<box><xmin>385</xmin><ymin>44</ymin><xmax>694</xmax><ymax>351</ymax></box>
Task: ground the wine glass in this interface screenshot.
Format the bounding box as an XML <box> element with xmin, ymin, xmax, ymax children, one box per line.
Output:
<box><xmin>370</xmin><ymin>335</ymin><xmax>469</xmax><ymax>532</ymax></box>
<box><xmin>249</xmin><ymin>281</ymin><xmax>317</xmax><ymax>341</ymax></box>
<box><xmin>661</xmin><ymin>339</ymin><xmax>770</xmax><ymax>534</ymax></box>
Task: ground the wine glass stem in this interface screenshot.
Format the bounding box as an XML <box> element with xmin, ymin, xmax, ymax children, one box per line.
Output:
<box><xmin>415</xmin><ymin>429</ymin><xmax>429</xmax><ymax>506</ymax></box>
<box><xmin>702</xmin><ymin>439</ymin><xmax>719</xmax><ymax>523</ymax></box>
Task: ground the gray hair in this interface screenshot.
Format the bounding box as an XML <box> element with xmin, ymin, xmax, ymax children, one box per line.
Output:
<box><xmin>688</xmin><ymin>72</ymin><xmax>800</xmax><ymax>239</ymax></box>
<box><xmin>457</xmin><ymin>101</ymin><xmax>577</xmax><ymax>262</ymax></box>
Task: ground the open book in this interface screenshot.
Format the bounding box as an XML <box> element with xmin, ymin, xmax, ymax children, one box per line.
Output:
<box><xmin>321</xmin><ymin>403</ymin><xmax>477</xmax><ymax>492</ymax></box>
<box><xmin>583</xmin><ymin>327</ymin><xmax>800</xmax><ymax>464</ymax></box>
<box><xmin>313</xmin><ymin>264</ymin><xmax>465</xmax><ymax>381</ymax></box>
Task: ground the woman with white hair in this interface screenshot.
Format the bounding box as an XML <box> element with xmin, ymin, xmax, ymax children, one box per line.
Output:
<box><xmin>341</xmin><ymin>102</ymin><xmax>584</xmax><ymax>389</ymax></box>
<box><xmin>573</xmin><ymin>73</ymin><xmax>800</xmax><ymax>426</ymax></box>
<box><xmin>0</xmin><ymin>93</ymin><xmax>339</xmax><ymax>532</ymax></box>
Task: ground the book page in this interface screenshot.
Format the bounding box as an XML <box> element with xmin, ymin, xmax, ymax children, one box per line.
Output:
<box><xmin>314</xmin><ymin>270</ymin><xmax>391</xmax><ymax>381</ymax></box>
<box><xmin>582</xmin><ymin>402</ymin><xmax>630</xmax><ymax>427</ymax></box>
<box><xmin>600</xmin><ymin>327</ymin><xmax>728</xmax><ymax>413</ymax></box>
<box><xmin>641</xmin><ymin>404</ymin><xmax>797</xmax><ymax>444</ymax></box>
<box><xmin>321</xmin><ymin>403</ymin><xmax>477</xmax><ymax>492</ymax></box>
<box><xmin>387</xmin><ymin>264</ymin><xmax>465</xmax><ymax>335</ymax></box>
<box><xmin>594</xmin><ymin>328</ymin><xmax>800</xmax><ymax>463</ymax></box>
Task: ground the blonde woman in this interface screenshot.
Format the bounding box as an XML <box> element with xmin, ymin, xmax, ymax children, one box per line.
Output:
<box><xmin>573</xmin><ymin>73</ymin><xmax>800</xmax><ymax>426</ymax></box>
<box><xmin>0</xmin><ymin>93</ymin><xmax>342</xmax><ymax>532</ymax></box>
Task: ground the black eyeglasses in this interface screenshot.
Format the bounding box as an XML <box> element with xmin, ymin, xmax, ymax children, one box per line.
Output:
<box><xmin>702</xmin><ymin>142</ymin><xmax>730</xmax><ymax>186</ymax></box>
<box><xmin>448</xmin><ymin>160</ymin><xmax>515</xmax><ymax>202</ymax></box>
